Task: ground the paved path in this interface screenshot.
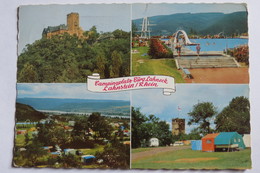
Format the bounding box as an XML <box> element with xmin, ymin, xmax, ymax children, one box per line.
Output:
<box><xmin>132</xmin><ymin>146</ymin><xmax>190</xmax><ymax>162</ymax></box>
<box><xmin>185</xmin><ymin>67</ymin><xmax>249</xmax><ymax>83</ymax></box>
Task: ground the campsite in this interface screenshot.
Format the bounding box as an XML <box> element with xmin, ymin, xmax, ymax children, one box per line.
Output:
<box><xmin>132</xmin><ymin>131</ymin><xmax>251</xmax><ymax>169</ymax></box>
<box><xmin>14</xmin><ymin>84</ymin><xmax>131</xmax><ymax>168</ymax></box>
<box><xmin>131</xmin><ymin>86</ymin><xmax>251</xmax><ymax>169</ymax></box>
<box><xmin>14</xmin><ymin>109</ymin><xmax>131</xmax><ymax>168</ymax></box>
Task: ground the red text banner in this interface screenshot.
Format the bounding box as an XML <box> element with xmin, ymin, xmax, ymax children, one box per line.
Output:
<box><xmin>87</xmin><ymin>73</ymin><xmax>176</xmax><ymax>95</ymax></box>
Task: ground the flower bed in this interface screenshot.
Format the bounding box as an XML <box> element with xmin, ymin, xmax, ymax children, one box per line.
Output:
<box><xmin>227</xmin><ymin>45</ymin><xmax>249</xmax><ymax>65</ymax></box>
<box><xmin>148</xmin><ymin>38</ymin><xmax>173</xmax><ymax>59</ymax></box>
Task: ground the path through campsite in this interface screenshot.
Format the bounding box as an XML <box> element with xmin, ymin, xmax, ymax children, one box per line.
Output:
<box><xmin>132</xmin><ymin>146</ymin><xmax>190</xmax><ymax>162</ymax></box>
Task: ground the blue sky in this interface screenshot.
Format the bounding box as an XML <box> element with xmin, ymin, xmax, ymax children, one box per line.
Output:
<box><xmin>132</xmin><ymin>3</ymin><xmax>247</xmax><ymax>19</ymax></box>
<box><xmin>18</xmin><ymin>4</ymin><xmax>131</xmax><ymax>54</ymax></box>
<box><xmin>131</xmin><ymin>84</ymin><xmax>249</xmax><ymax>133</ymax></box>
<box><xmin>17</xmin><ymin>83</ymin><xmax>130</xmax><ymax>101</ymax></box>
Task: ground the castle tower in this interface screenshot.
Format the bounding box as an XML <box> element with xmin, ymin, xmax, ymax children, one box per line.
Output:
<box><xmin>42</xmin><ymin>12</ymin><xmax>84</xmax><ymax>39</ymax></box>
<box><xmin>172</xmin><ymin>118</ymin><xmax>185</xmax><ymax>135</ymax></box>
<box><xmin>67</xmin><ymin>12</ymin><xmax>80</xmax><ymax>32</ymax></box>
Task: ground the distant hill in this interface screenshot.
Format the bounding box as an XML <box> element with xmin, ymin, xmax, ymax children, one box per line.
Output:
<box><xmin>133</xmin><ymin>11</ymin><xmax>248</xmax><ymax>36</ymax></box>
<box><xmin>16</xmin><ymin>98</ymin><xmax>130</xmax><ymax>116</ymax></box>
<box><xmin>200</xmin><ymin>12</ymin><xmax>248</xmax><ymax>36</ymax></box>
<box><xmin>16</xmin><ymin>103</ymin><xmax>47</xmax><ymax>121</ymax></box>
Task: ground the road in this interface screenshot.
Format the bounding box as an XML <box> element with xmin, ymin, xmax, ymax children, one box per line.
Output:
<box><xmin>132</xmin><ymin>146</ymin><xmax>190</xmax><ymax>162</ymax></box>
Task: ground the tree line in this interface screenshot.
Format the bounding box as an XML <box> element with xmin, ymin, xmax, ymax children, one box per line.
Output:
<box><xmin>132</xmin><ymin>96</ymin><xmax>250</xmax><ymax>148</ymax></box>
<box><xmin>17</xmin><ymin>27</ymin><xmax>130</xmax><ymax>83</ymax></box>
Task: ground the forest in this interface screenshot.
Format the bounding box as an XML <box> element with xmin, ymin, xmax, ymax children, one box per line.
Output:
<box><xmin>17</xmin><ymin>27</ymin><xmax>130</xmax><ymax>83</ymax></box>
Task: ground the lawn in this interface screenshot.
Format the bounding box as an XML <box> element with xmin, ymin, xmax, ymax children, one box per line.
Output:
<box><xmin>132</xmin><ymin>148</ymin><xmax>153</xmax><ymax>154</ymax></box>
<box><xmin>132</xmin><ymin>46</ymin><xmax>185</xmax><ymax>83</ymax></box>
<box><xmin>132</xmin><ymin>148</ymin><xmax>251</xmax><ymax>170</ymax></box>
<box><xmin>79</xmin><ymin>145</ymin><xmax>104</xmax><ymax>155</ymax></box>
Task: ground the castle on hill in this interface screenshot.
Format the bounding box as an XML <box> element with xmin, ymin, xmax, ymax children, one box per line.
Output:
<box><xmin>42</xmin><ymin>12</ymin><xmax>84</xmax><ymax>39</ymax></box>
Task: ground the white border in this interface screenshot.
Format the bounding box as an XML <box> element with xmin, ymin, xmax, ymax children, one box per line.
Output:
<box><xmin>1</xmin><ymin>0</ymin><xmax>260</xmax><ymax>173</ymax></box>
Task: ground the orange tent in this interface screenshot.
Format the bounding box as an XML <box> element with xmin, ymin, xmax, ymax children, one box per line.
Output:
<box><xmin>202</xmin><ymin>133</ymin><xmax>219</xmax><ymax>152</ymax></box>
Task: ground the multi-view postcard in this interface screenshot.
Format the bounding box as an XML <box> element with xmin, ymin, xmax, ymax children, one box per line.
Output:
<box><xmin>15</xmin><ymin>3</ymin><xmax>250</xmax><ymax>170</ymax></box>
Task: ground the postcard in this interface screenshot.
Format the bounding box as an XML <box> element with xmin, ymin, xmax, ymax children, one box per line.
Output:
<box><xmin>14</xmin><ymin>3</ymin><xmax>250</xmax><ymax>169</ymax></box>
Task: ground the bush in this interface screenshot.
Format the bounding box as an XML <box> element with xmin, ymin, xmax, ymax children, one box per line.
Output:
<box><xmin>227</xmin><ymin>45</ymin><xmax>249</xmax><ymax>65</ymax></box>
<box><xmin>148</xmin><ymin>38</ymin><xmax>173</xmax><ymax>59</ymax></box>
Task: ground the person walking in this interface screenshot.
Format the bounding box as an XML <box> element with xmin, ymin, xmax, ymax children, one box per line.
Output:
<box><xmin>196</xmin><ymin>44</ymin><xmax>201</xmax><ymax>56</ymax></box>
<box><xmin>175</xmin><ymin>42</ymin><xmax>182</xmax><ymax>57</ymax></box>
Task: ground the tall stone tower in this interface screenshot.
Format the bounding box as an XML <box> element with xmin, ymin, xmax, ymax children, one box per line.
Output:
<box><xmin>42</xmin><ymin>12</ymin><xmax>84</xmax><ymax>39</ymax></box>
<box><xmin>172</xmin><ymin>118</ymin><xmax>185</xmax><ymax>135</ymax></box>
<box><xmin>67</xmin><ymin>13</ymin><xmax>80</xmax><ymax>32</ymax></box>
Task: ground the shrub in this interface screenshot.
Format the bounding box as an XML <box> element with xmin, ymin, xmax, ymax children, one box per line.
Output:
<box><xmin>148</xmin><ymin>39</ymin><xmax>173</xmax><ymax>59</ymax></box>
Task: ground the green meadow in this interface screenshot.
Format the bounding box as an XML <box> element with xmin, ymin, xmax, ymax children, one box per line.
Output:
<box><xmin>132</xmin><ymin>46</ymin><xmax>185</xmax><ymax>83</ymax></box>
<box><xmin>132</xmin><ymin>148</ymin><xmax>251</xmax><ymax>170</ymax></box>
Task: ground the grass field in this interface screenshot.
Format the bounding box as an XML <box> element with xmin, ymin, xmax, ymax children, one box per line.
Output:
<box><xmin>132</xmin><ymin>148</ymin><xmax>153</xmax><ymax>154</ymax></box>
<box><xmin>79</xmin><ymin>145</ymin><xmax>104</xmax><ymax>155</ymax></box>
<box><xmin>132</xmin><ymin>148</ymin><xmax>251</xmax><ymax>169</ymax></box>
<box><xmin>132</xmin><ymin>46</ymin><xmax>185</xmax><ymax>83</ymax></box>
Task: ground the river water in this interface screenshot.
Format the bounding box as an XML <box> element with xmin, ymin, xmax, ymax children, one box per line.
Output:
<box><xmin>162</xmin><ymin>38</ymin><xmax>248</xmax><ymax>52</ymax></box>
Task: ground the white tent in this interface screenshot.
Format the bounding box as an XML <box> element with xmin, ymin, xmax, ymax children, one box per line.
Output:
<box><xmin>149</xmin><ymin>138</ymin><xmax>159</xmax><ymax>147</ymax></box>
<box><xmin>243</xmin><ymin>134</ymin><xmax>251</xmax><ymax>148</ymax></box>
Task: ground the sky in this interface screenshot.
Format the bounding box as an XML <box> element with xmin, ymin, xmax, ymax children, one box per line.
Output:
<box><xmin>18</xmin><ymin>4</ymin><xmax>131</xmax><ymax>54</ymax></box>
<box><xmin>131</xmin><ymin>84</ymin><xmax>249</xmax><ymax>133</ymax></box>
<box><xmin>17</xmin><ymin>83</ymin><xmax>130</xmax><ymax>101</ymax></box>
<box><xmin>132</xmin><ymin>3</ymin><xmax>247</xmax><ymax>19</ymax></box>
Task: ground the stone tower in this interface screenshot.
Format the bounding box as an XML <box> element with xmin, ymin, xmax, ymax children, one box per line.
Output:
<box><xmin>42</xmin><ymin>12</ymin><xmax>84</xmax><ymax>39</ymax></box>
<box><xmin>172</xmin><ymin>118</ymin><xmax>185</xmax><ymax>135</ymax></box>
<box><xmin>67</xmin><ymin>12</ymin><xmax>80</xmax><ymax>32</ymax></box>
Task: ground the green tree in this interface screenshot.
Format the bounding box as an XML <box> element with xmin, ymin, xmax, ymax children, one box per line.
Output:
<box><xmin>59</xmin><ymin>154</ymin><xmax>82</xmax><ymax>168</ymax></box>
<box><xmin>18</xmin><ymin>63</ymin><xmax>38</xmax><ymax>82</ymax></box>
<box><xmin>131</xmin><ymin>107</ymin><xmax>173</xmax><ymax>148</ymax></box>
<box><xmin>24</xmin><ymin>133</ymin><xmax>30</xmax><ymax>146</ymax></box>
<box><xmin>188</xmin><ymin>102</ymin><xmax>217</xmax><ymax>135</ymax></box>
<box><xmin>22</xmin><ymin>141</ymin><xmax>48</xmax><ymax>166</ymax></box>
<box><xmin>88</xmin><ymin>112</ymin><xmax>113</xmax><ymax>140</ymax></box>
<box><xmin>131</xmin><ymin>107</ymin><xmax>148</xmax><ymax>148</ymax></box>
<box><xmin>112</xmin><ymin>29</ymin><xmax>129</xmax><ymax>39</ymax></box>
<box><xmin>36</xmin><ymin>121</ymin><xmax>68</xmax><ymax>146</ymax></box>
<box><xmin>86</xmin><ymin>26</ymin><xmax>100</xmax><ymax>45</ymax></box>
<box><xmin>110</xmin><ymin>50</ymin><xmax>123</xmax><ymax>77</ymax></box>
<box><xmin>215</xmin><ymin>96</ymin><xmax>250</xmax><ymax>134</ymax></box>
<box><xmin>96</xmin><ymin>52</ymin><xmax>106</xmax><ymax>78</ymax></box>
<box><xmin>96</xmin><ymin>138</ymin><xmax>130</xmax><ymax>169</ymax></box>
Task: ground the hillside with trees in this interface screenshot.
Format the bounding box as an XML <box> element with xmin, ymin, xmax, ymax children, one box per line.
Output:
<box><xmin>133</xmin><ymin>12</ymin><xmax>247</xmax><ymax>36</ymax></box>
<box><xmin>17</xmin><ymin>27</ymin><xmax>130</xmax><ymax>83</ymax></box>
<box><xmin>15</xmin><ymin>103</ymin><xmax>47</xmax><ymax>121</ymax></box>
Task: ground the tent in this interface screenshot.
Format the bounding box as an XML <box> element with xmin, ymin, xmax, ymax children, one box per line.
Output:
<box><xmin>149</xmin><ymin>138</ymin><xmax>159</xmax><ymax>147</ymax></box>
<box><xmin>81</xmin><ymin>155</ymin><xmax>96</xmax><ymax>164</ymax></box>
<box><xmin>64</xmin><ymin>148</ymin><xmax>76</xmax><ymax>155</ymax></box>
<box><xmin>214</xmin><ymin>132</ymin><xmax>246</xmax><ymax>151</ymax></box>
<box><xmin>202</xmin><ymin>133</ymin><xmax>219</xmax><ymax>152</ymax></box>
<box><xmin>191</xmin><ymin>140</ymin><xmax>202</xmax><ymax>151</ymax></box>
<box><xmin>243</xmin><ymin>134</ymin><xmax>251</xmax><ymax>148</ymax></box>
